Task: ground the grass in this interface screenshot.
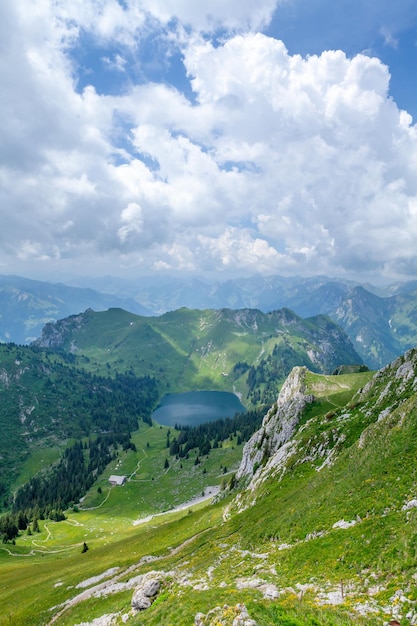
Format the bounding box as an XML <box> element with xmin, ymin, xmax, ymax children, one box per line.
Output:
<box><xmin>247</xmin><ymin>597</ymin><xmax>379</xmax><ymax>626</ymax></box>
<box><xmin>1</xmin><ymin>364</ymin><xmax>416</xmax><ymax>625</ymax></box>
<box><xmin>10</xmin><ymin>446</ymin><xmax>63</xmax><ymax>493</ymax></box>
<box><xmin>80</xmin><ymin>422</ymin><xmax>243</xmax><ymax>517</ymax></box>
<box><xmin>41</xmin><ymin>307</ymin><xmax>362</xmax><ymax>402</ymax></box>
<box><xmin>0</xmin><ymin>497</ymin><xmax>227</xmax><ymax>625</ymax></box>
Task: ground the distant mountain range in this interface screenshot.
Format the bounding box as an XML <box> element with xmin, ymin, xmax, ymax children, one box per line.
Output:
<box><xmin>2</xmin><ymin>273</ymin><xmax>417</xmax><ymax>369</ymax></box>
<box><xmin>0</xmin><ymin>274</ymin><xmax>151</xmax><ymax>344</ymax></box>
<box><xmin>65</xmin><ymin>273</ymin><xmax>417</xmax><ymax>370</ymax></box>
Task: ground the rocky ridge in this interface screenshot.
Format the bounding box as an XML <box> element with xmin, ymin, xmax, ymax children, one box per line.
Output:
<box><xmin>33</xmin><ymin>310</ymin><xmax>92</xmax><ymax>349</ymax></box>
<box><xmin>236</xmin><ymin>348</ymin><xmax>417</xmax><ymax>499</ymax></box>
<box><xmin>236</xmin><ymin>366</ymin><xmax>314</xmax><ymax>486</ymax></box>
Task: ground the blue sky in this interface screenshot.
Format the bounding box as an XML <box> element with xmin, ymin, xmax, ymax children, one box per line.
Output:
<box><xmin>71</xmin><ymin>1</ymin><xmax>417</xmax><ymax>117</ymax></box>
<box><xmin>1</xmin><ymin>1</ymin><xmax>417</xmax><ymax>284</ymax></box>
<box><xmin>267</xmin><ymin>0</ymin><xmax>417</xmax><ymax>119</ymax></box>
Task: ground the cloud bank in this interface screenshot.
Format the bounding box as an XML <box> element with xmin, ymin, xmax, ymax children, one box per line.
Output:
<box><xmin>1</xmin><ymin>0</ymin><xmax>417</xmax><ymax>281</ymax></box>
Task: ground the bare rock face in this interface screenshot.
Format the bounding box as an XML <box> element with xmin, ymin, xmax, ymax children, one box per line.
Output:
<box><xmin>131</xmin><ymin>573</ymin><xmax>161</xmax><ymax>612</ymax></box>
<box><xmin>236</xmin><ymin>366</ymin><xmax>314</xmax><ymax>484</ymax></box>
<box><xmin>33</xmin><ymin>311</ymin><xmax>89</xmax><ymax>349</ymax></box>
<box><xmin>132</xmin><ymin>593</ymin><xmax>152</xmax><ymax>611</ymax></box>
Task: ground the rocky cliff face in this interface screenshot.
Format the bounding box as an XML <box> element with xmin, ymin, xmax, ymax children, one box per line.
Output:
<box><xmin>236</xmin><ymin>366</ymin><xmax>314</xmax><ymax>486</ymax></box>
<box><xmin>33</xmin><ymin>310</ymin><xmax>91</xmax><ymax>349</ymax></box>
<box><xmin>235</xmin><ymin>347</ymin><xmax>417</xmax><ymax>508</ymax></box>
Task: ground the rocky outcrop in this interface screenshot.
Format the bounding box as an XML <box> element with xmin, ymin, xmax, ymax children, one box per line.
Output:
<box><xmin>33</xmin><ymin>310</ymin><xmax>93</xmax><ymax>349</ymax></box>
<box><xmin>131</xmin><ymin>573</ymin><xmax>162</xmax><ymax>612</ymax></box>
<box><xmin>236</xmin><ymin>366</ymin><xmax>314</xmax><ymax>484</ymax></box>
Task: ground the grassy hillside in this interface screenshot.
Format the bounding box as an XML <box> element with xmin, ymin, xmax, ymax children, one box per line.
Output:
<box><xmin>0</xmin><ymin>343</ymin><xmax>158</xmax><ymax>506</ymax></box>
<box><xmin>34</xmin><ymin>306</ymin><xmax>363</xmax><ymax>403</ymax></box>
<box><xmin>0</xmin><ymin>419</ymin><xmax>255</xmax><ymax>626</ymax></box>
<box><xmin>0</xmin><ymin>365</ymin><xmax>399</xmax><ymax>626</ymax></box>
<box><xmin>4</xmin><ymin>324</ymin><xmax>417</xmax><ymax>624</ymax></box>
<box><xmin>70</xmin><ymin>273</ymin><xmax>417</xmax><ymax>370</ymax></box>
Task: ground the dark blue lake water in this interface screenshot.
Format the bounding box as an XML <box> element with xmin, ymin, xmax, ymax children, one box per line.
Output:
<box><xmin>152</xmin><ymin>390</ymin><xmax>246</xmax><ymax>427</ymax></box>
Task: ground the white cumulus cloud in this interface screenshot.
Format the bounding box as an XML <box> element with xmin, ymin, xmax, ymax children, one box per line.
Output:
<box><xmin>1</xmin><ymin>1</ymin><xmax>417</xmax><ymax>282</ymax></box>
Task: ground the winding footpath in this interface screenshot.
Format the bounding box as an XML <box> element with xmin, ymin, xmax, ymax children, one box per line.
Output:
<box><xmin>0</xmin><ymin>486</ymin><xmax>220</xmax><ymax>559</ymax></box>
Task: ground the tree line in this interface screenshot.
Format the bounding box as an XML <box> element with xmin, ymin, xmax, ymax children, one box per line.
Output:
<box><xmin>167</xmin><ymin>407</ymin><xmax>267</xmax><ymax>459</ymax></box>
<box><xmin>0</xmin><ymin>342</ymin><xmax>160</xmax><ymax>505</ymax></box>
<box><xmin>1</xmin><ymin>433</ymin><xmax>134</xmax><ymax>542</ymax></box>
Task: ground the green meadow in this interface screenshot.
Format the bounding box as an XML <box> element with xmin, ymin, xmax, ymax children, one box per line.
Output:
<box><xmin>0</xmin><ymin>420</ymin><xmax>247</xmax><ymax>625</ymax></box>
<box><xmin>0</xmin><ymin>369</ymin><xmax>387</xmax><ymax>626</ymax></box>
<box><xmin>34</xmin><ymin>307</ymin><xmax>362</xmax><ymax>401</ymax></box>
<box><xmin>2</xmin><ymin>354</ymin><xmax>417</xmax><ymax>625</ymax></box>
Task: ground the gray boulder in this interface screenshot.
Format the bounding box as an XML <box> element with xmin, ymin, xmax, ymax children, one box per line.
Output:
<box><xmin>131</xmin><ymin>574</ymin><xmax>161</xmax><ymax>612</ymax></box>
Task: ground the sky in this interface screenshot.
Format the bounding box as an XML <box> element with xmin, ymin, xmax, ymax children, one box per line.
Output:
<box><xmin>2</xmin><ymin>1</ymin><xmax>417</xmax><ymax>285</ymax></box>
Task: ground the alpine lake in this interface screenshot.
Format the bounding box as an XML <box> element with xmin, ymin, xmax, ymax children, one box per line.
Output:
<box><xmin>152</xmin><ymin>390</ymin><xmax>246</xmax><ymax>427</ymax></box>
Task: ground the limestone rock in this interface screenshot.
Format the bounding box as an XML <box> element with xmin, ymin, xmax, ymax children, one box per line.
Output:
<box><xmin>131</xmin><ymin>593</ymin><xmax>152</xmax><ymax>611</ymax></box>
<box><xmin>232</xmin><ymin>603</ymin><xmax>257</xmax><ymax>625</ymax></box>
<box><xmin>236</xmin><ymin>366</ymin><xmax>314</xmax><ymax>484</ymax></box>
<box><xmin>141</xmin><ymin>578</ymin><xmax>160</xmax><ymax>597</ymax></box>
<box><xmin>131</xmin><ymin>573</ymin><xmax>161</xmax><ymax>612</ymax></box>
<box><xmin>75</xmin><ymin>615</ymin><xmax>118</xmax><ymax>626</ymax></box>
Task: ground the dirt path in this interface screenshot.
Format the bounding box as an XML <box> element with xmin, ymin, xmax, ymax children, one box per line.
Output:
<box><xmin>132</xmin><ymin>485</ymin><xmax>220</xmax><ymax>526</ymax></box>
<box><xmin>80</xmin><ymin>485</ymin><xmax>113</xmax><ymax>511</ymax></box>
<box><xmin>127</xmin><ymin>448</ymin><xmax>149</xmax><ymax>481</ymax></box>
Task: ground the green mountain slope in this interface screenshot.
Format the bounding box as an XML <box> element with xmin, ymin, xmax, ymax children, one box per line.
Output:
<box><xmin>34</xmin><ymin>306</ymin><xmax>363</xmax><ymax>403</ymax></box>
<box><xmin>0</xmin><ymin>365</ymin><xmax>371</xmax><ymax>626</ymax></box>
<box><xmin>212</xmin><ymin>352</ymin><xmax>417</xmax><ymax>624</ymax></box>
<box><xmin>4</xmin><ymin>348</ymin><xmax>417</xmax><ymax>623</ymax></box>
<box><xmin>77</xmin><ymin>273</ymin><xmax>417</xmax><ymax>370</ymax></box>
<box><xmin>5</xmin><ymin>272</ymin><xmax>417</xmax><ymax>372</ymax></box>
<box><xmin>1</xmin><ymin>299</ymin><xmax>362</xmax><ymax>515</ymax></box>
<box><xmin>0</xmin><ymin>343</ymin><xmax>158</xmax><ymax>505</ymax></box>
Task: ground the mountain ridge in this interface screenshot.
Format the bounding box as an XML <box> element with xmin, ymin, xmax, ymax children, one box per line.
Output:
<box><xmin>0</xmin><ymin>274</ymin><xmax>152</xmax><ymax>344</ymax></box>
<box><xmin>33</xmin><ymin>305</ymin><xmax>363</xmax><ymax>405</ymax></box>
<box><xmin>3</xmin><ymin>273</ymin><xmax>417</xmax><ymax>371</ymax></box>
